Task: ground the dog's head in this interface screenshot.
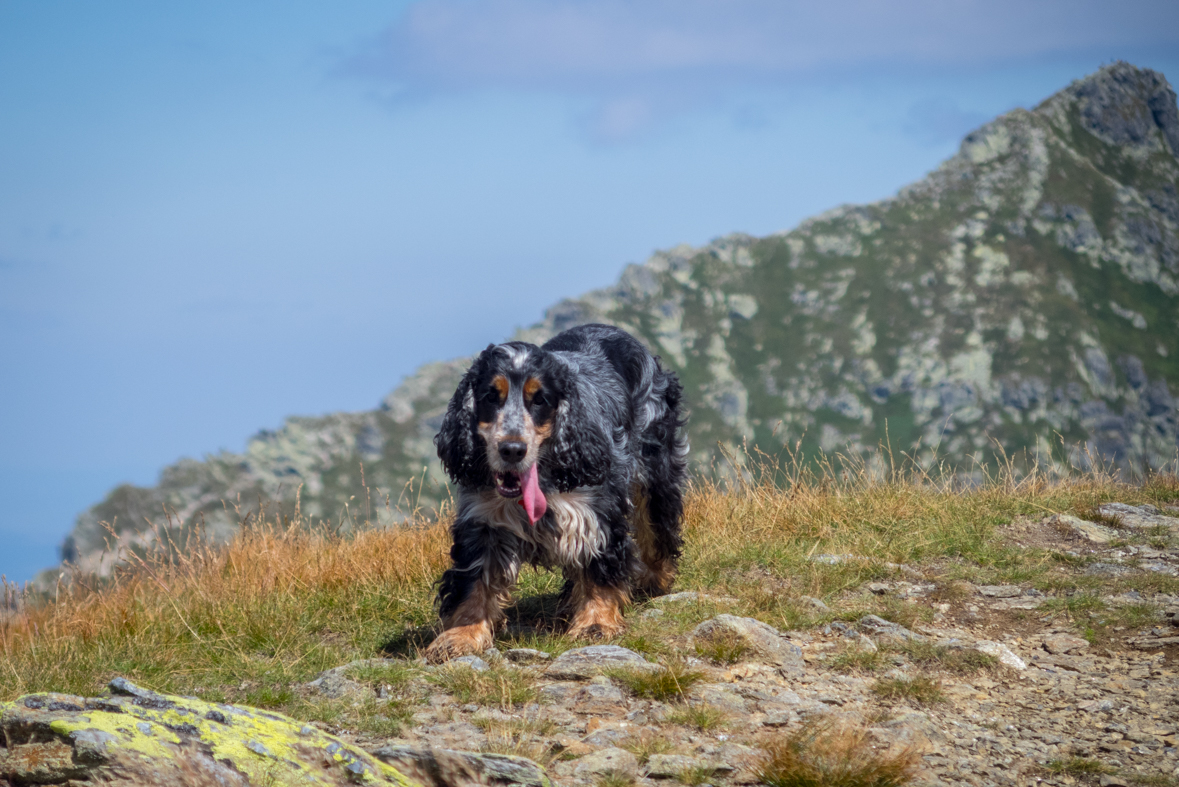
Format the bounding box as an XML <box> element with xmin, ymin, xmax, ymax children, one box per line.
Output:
<box><xmin>435</xmin><ymin>342</ymin><xmax>611</xmax><ymax>520</ymax></box>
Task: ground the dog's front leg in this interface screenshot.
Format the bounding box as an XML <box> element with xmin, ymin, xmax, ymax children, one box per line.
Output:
<box><xmin>426</xmin><ymin>523</ymin><xmax>516</xmax><ymax>663</ymax></box>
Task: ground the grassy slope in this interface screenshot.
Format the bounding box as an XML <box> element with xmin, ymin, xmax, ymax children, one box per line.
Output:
<box><xmin>5</xmin><ymin>461</ymin><xmax>1178</xmax><ymax>727</ymax></box>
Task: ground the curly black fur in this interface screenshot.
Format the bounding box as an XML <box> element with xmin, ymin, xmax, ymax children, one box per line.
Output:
<box><xmin>432</xmin><ymin>324</ymin><xmax>690</xmax><ymax>628</ymax></box>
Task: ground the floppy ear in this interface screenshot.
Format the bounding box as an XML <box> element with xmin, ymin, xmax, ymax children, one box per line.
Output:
<box><xmin>546</xmin><ymin>373</ymin><xmax>612</xmax><ymax>492</ymax></box>
<box><xmin>435</xmin><ymin>347</ymin><xmax>493</xmax><ymax>487</ymax></box>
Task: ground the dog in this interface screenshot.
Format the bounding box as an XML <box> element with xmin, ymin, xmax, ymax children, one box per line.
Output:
<box><xmin>425</xmin><ymin>323</ymin><xmax>688</xmax><ymax>662</ymax></box>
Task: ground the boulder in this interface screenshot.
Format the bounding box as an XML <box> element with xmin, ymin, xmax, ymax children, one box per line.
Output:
<box><xmin>1048</xmin><ymin>513</ymin><xmax>1120</xmax><ymax>543</ymax></box>
<box><xmin>573</xmin><ymin>747</ymin><xmax>638</xmax><ymax>779</ymax></box>
<box><xmin>0</xmin><ymin>679</ymin><xmax>417</xmax><ymax>786</ymax></box>
<box><xmin>1096</xmin><ymin>503</ymin><xmax>1179</xmax><ymax>530</ymax></box>
<box><xmin>544</xmin><ymin>645</ymin><xmax>658</xmax><ymax>680</ymax></box>
<box><xmin>689</xmin><ymin>615</ymin><xmax>804</xmax><ymax>667</ymax></box>
<box><xmin>973</xmin><ymin>640</ymin><xmax>1027</xmax><ymax>670</ymax></box>
<box><xmin>857</xmin><ymin>615</ymin><xmax>926</xmax><ymax>643</ymax></box>
<box><xmin>0</xmin><ymin>678</ymin><xmax>555</xmax><ymax>787</ymax></box>
<box><xmin>1043</xmin><ymin>633</ymin><xmax>1091</xmax><ymax>655</ymax></box>
<box><xmin>373</xmin><ymin>744</ymin><xmax>553</xmax><ymax>787</ymax></box>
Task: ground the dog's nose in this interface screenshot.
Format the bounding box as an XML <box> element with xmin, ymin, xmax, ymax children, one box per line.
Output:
<box><xmin>498</xmin><ymin>441</ymin><xmax>527</xmax><ymax>464</ymax></box>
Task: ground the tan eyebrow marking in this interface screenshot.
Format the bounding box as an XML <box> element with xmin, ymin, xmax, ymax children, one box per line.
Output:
<box><xmin>523</xmin><ymin>377</ymin><xmax>542</xmax><ymax>401</ymax></box>
<box><xmin>491</xmin><ymin>375</ymin><xmax>509</xmax><ymax>402</ymax></box>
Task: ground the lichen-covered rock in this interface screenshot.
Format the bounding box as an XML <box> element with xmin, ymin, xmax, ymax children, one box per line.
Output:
<box><xmin>0</xmin><ymin>678</ymin><xmax>422</xmax><ymax>786</ymax></box>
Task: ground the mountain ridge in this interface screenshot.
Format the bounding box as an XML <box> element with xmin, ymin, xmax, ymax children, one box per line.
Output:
<box><xmin>44</xmin><ymin>61</ymin><xmax>1179</xmax><ymax>587</ymax></box>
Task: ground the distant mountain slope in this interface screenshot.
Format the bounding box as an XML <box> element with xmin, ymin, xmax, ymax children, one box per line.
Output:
<box><xmin>49</xmin><ymin>62</ymin><xmax>1179</xmax><ymax>584</ymax></box>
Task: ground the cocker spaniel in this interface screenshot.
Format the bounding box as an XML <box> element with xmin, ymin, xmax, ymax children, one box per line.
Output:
<box><xmin>425</xmin><ymin>323</ymin><xmax>688</xmax><ymax>662</ymax></box>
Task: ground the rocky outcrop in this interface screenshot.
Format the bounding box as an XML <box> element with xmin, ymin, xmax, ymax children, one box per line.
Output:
<box><xmin>0</xmin><ymin>678</ymin><xmax>552</xmax><ymax>787</ymax></box>
<box><xmin>45</xmin><ymin>62</ymin><xmax>1179</xmax><ymax>587</ymax></box>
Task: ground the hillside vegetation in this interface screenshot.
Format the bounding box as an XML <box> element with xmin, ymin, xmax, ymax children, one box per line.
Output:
<box><xmin>5</xmin><ymin>460</ymin><xmax>1179</xmax><ymax>785</ymax></box>
<box><xmin>48</xmin><ymin>62</ymin><xmax>1179</xmax><ymax>587</ymax></box>
<box><xmin>6</xmin><ymin>460</ymin><xmax>1176</xmax><ymax>702</ymax></box>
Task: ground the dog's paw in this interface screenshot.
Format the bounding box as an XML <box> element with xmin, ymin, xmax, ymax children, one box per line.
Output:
<box><xmin>566</xmin><ymin>619</ymin><xmax>625</xmax><ymax>642</ymax></box>
<box><xmin>424</xmin><ymin>624</ymin><xmax>491</xmax><ymax>664</ymax></box>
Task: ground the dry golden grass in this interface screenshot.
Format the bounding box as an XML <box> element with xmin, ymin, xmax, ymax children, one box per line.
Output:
<box><xmin>1</xmin><ymin>514</ymin><xmax>451</xmax><ymax>703</ymax></box>
<box><xmin>2</xmin><ymin>453</ymin><xmax>1176</xmax><ymax>724</ymax></box>
<box><xmin>758</xmin><ymin>721</ymin><xmax>922</xmax><ymax>787</ymax></box>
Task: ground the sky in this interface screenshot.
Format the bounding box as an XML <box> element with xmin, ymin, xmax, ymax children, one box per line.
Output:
<box><xmin>3</xmin><ymin>1</ymin><xmax>1179</xmax><ymax>584</ymax></box>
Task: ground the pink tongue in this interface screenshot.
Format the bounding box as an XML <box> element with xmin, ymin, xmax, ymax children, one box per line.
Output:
<box><xmin>518</xmin><ymin>464</ymin><xmax>547</xmax><ymax>525</ymax></box>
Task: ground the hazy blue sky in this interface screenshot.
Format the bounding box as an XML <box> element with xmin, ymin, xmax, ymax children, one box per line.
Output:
<box><xmin>3</xmin><ymin>1</ymin><xmax>1178</xmax><ymax>583</ymax></box>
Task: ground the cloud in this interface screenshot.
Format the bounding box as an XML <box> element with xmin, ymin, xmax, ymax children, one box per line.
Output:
<box><xmin>344</xmin><ymin>0</ymin><xmax>1179</xmax><ymax>138</ymax></box>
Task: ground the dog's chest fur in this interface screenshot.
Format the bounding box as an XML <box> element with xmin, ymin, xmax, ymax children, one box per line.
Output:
<box><xmin>462</xmin><ymin>488</ymin><xmax>607</xmax><ymax>568</ymax></box>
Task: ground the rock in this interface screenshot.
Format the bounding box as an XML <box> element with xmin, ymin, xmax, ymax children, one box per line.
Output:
<box><xmin>1044</xmin><ymin>633</ymin><xmax>1091</xmax><ymax>655</ymax></box>
<box><xmin>573</xmin><ymin>747</ymin><xmax>638</xmax><ymax>779</ymax></box>
<box><xmin>306</xmin><ymin>658</ymin><xmax>389</xmax><ymax>699</ymax></box>
<box><xmin>689</xmin><ymin>615</ymin><xmax>804</xmax><ymax>667</ymax></box>
<box><xmin>645</xmin><ymin>754</ymin><xmax>724</xmax><ymax>779</ymax></box>
<box><xmin>450</xmin><ymin>655</ymin><xmax>490</xmax><ymax>672</ymax></box>
<box><xmin>1097</xmin><ymin>503</ymin><xmax>1179</xmax><ymax>531</ymax></box>
<box><xmin>761</xmin><ymin>709</ymin><xmax>799</xmax><ymax>726</ymax></box>
<box><xmin>1099</xmin><ymin>775</ymin><xmax>1132</xmax><ymax>787</ymax></box>
<box><xmin>544</xmin><ymin>645</ymin><xmax>657</xmax><ymax>680</ymax></box>
<box><xmin>811</xmin><ymin>553</ymin><xmax>855</xmax><ymax>565</ymax></box>
<box><xmin>857</xmin><ymin>615</ymin><xmax>926</xmax><ymax>643</ymax></box>
<box><xmin>373</xmin><ymin>744</ymin><xmax>554</xmax><ymax>787</ymax></box>
<box><xmin>799</xmin><ymin>596</ymin><xmax>830</xmax><ymax>612</ymax></box>
<box><xmin>974</xmin><ymin>640</ymin><xmax>1027</xmax><ymax>670</ymax></box>
<box><xmin>504</xmin><ymin>648</ymin><xmax>551</xmax><ymax>663</ymax></box>
<box><xmin>1085</xmin><ymin>562</ymin><xmax>1134</xmax><ymax>577</ymax></box>
<box><xmin>977</xmin><ymin>585</ymin><xmax>1023</xmax><ymax>598</ymax></box>
<box><xmin>687</xmin><ymin>683</ymin><xmax>748</xmax><ymax>713</ymax></box>
<box><xmin>573</xmin><ymin>678</ymin><xmax>627</xmax><ymax>713</ymax></box>
<box><xmin>866</xmin><ymin>582</ymin><xmax>892</xmax><ymax>595</ymax></box>
<box><xmin>1</xmin><ymin>679</ymin><xmax>419</xmax><ymax>786</ymax></box>
<box><xmin>1049</xmin><ymin>513</ymin><xmax>1120</xmax><ymax>543</ymax></box>
<box><xmin>1130</xmin><ymin>635</ymin><xmax>1179</xmax><ymax>649</ymax></box>
<box><xmin>582</xmin><ymin>726</ymin><xmax>630</xmax><ymax>747</ymax></box>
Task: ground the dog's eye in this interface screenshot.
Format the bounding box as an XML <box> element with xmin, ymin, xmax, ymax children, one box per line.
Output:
<box><xmin>532</xmin><ymin>391</ymin><xmax>551</xmax><ymax>408</ymax></box>
<box><xmin>482</xmin><ymin>389</ymin><xmax>502</xmax><ymax>404</ymax></box>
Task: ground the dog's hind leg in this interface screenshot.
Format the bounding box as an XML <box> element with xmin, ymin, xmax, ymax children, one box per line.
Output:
<box><xmin>563</xmin><ymin>570</ymin><xmax>629</xmax><ymax>641</ymax></box>
<box><xmin>563</xmin><ymin>510</ymin><xmax>634</xmax><ymax>640</ymax></box>
<box><xmin>631</xmin><ymin>485</ymin><xmax>680</xmax><ymax>597</ymax></box>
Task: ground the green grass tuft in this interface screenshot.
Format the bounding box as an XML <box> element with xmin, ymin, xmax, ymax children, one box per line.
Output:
<box><xmin>665</xmin><ymin>703</ymin><xmax>727</xmax><ymax>731</ymax></box>
<box><xmin>608</xmin><ymin>659</ymin><xmax>704</xmax><ymax>701</ymax></box>
<box><xmin>428</xmin><ymin>664</ymin><xmax>539</xmax><ymax>708</ymax></box>
<box><xmin>870</xmin><ymin>675</ymin><xmax>944</xmax><ymax>705</ymax></box>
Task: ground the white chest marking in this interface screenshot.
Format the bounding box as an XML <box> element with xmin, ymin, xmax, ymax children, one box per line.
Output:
<box><xmin>464</xmin><ymin>489</ymin><xmax>605</xmax><ymax>568</ymax></box>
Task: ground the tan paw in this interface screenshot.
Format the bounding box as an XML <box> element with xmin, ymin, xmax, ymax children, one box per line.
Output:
<box><xmin>566</xmin><ymin>617</ymin><xmax>625</xmax><ymax>641</ymax></box>
<box><xmin>424</xmin><ymin>624</ymin><xmax>491</xmax><ymax>663</ymax></box>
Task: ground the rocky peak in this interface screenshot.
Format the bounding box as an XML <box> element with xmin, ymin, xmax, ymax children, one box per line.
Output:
<box><xmin>1042</xmin><ymin>61</ymin><xmax>1179</xmax><ymax>156</ymax></box>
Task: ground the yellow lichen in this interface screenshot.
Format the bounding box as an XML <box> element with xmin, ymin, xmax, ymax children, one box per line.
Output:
<box><xmin>4</xmin><ymin>688</ymin><xmax>420</xmax><ymax>787</ymax></box>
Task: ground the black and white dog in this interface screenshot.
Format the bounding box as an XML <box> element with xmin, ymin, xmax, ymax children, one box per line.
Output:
<box><xmin>425</xmin><ymin>324</ymin><xmax>688</xmax><ymax>662</ymax></box>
